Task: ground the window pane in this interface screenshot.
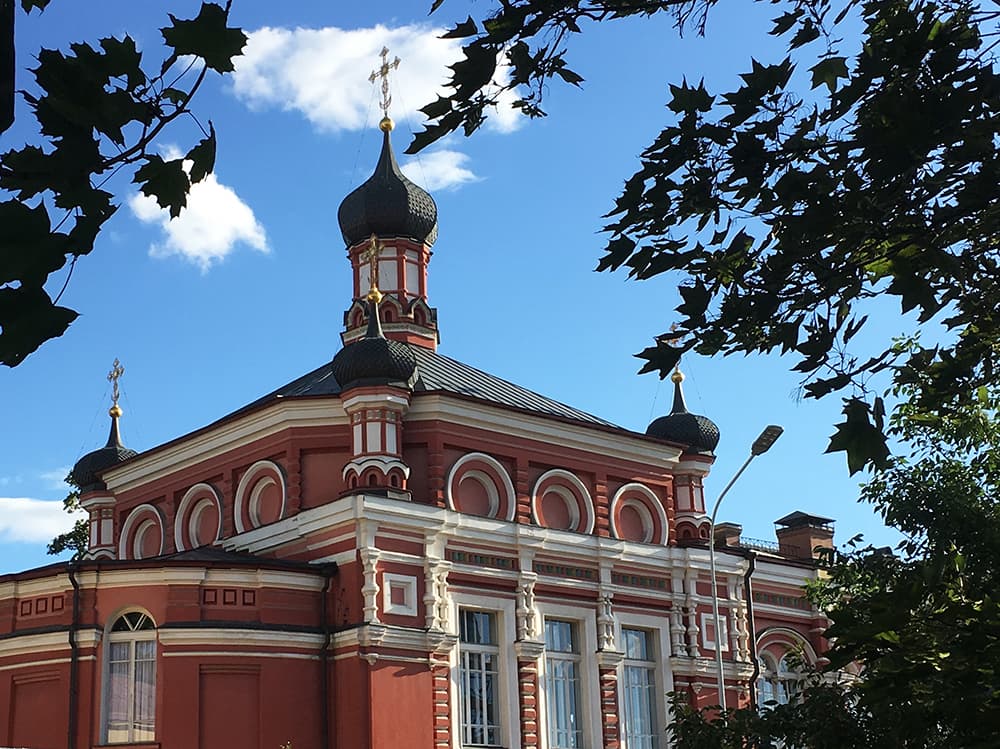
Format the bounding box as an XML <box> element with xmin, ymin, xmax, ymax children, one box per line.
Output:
<box><xmin>623</xmin><ymin>664</ymin><xmax>658</xmax><ymax>749</ymax></box>
<box><xmin>461</xmin><ymin>610</ymin><xmax>496</xmax><ymax>645</ymax></box>
<box><xmin>545</xmin><ymin>621</ymin><xmax>582</xmax><ymax>749</ymax></box>
<box><xmin>622</xmin><ymin>628</ymin><xmax>650</xmax><ymax>660</ymax></box>
<box><xmin>545</xmin><ymin>619</ymin><xmax>577</xmax><ymax>653</ymax></box>
<box><xmin>105</xmin><ymin>615</ymin><xmax>157</xmax><ymax>744</ymax></box>
<box><xmin>458</xmin><ymin>609</ymin><xmax>501</xmax><ymax>747</ymax></box>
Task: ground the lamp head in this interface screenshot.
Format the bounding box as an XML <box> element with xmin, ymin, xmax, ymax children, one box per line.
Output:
<box><xmin>751</xmin><ymin>425</ymin><xmax>784</xmax><ymax>455</ymax></box>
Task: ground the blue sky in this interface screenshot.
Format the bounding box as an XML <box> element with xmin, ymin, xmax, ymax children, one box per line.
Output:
<box><xmin>0</xmin><ymin>1</ymin><xmax>904</xmax><ymax>573</ymax></box>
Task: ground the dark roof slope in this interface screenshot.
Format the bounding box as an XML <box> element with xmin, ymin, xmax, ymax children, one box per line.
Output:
<box><xmin>241</xmin><ymin>345</ymin><xmax>619</xmax><ymax>429</ymax></box>
<box><xmin>107</xmin><ymin>346</ymin><xmax>634</xmax><ymax>471</ymax></box>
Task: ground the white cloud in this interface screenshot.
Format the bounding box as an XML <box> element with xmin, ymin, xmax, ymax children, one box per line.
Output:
<box><xmin>233</xmin><ymin>23</ymin><xmax>522</xmax><ymax>135</ymax></box>
<box><xmin>0</xmin><ymin>497</ymin><xmax>83</xmax><ymax>544</ymax></box>
<box><xmin>129</xmin><ymin>147</ymin><xmax>268</xmax><ymax>272</ymax></box>
<box><xmin>39</xmin><ymin>466</ymin><xmax>71</xmax><ymax>491</ymax></box>
<box><xmin>231</xmin><ymin>23</ymin><xmax>525</xmax><ymax>191</ymax></box>
<box><xmin>401</xmin><ymin>149</ymin><xmax>478</xmax><ymax>191</ymax></box>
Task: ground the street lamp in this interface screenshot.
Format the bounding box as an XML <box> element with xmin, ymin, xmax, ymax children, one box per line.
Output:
<box><xmin>709</xmin><ymin>424</ymin><xmax>783</xmax><ymax>710</ymax></box>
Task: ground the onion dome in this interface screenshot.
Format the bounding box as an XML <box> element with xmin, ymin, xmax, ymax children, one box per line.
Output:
<box><xmin>337</xmin><ymin>117</ymin><xmax>438</xmax><ymax>248</ymax></box>
<box><xmin>646</xmin><ymin>367</ymin><xmax>720</xmax><ymax>453</ymax></box>
<box><xmin>71</xmin><ymin>405</ymin><xmax>138</xmax><ymax>493</ymax></box>
<box><xmin>331</xmin><ymin>294</ymin><xmax>418</xmax><ymax>390</ymax></box>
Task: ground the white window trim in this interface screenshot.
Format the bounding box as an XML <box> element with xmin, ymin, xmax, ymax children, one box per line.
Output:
<box><xmin>537</xmin><ymin>602</ymin><xmax>601</xmax><ymax>749</ymax></box>
<box><xmin>699</xmin><ymin>612</ymin><xmax>729</xmax><ymax>652</ymax></box>
<box><xmin>450</xmin><ymin>592</ymin><xmax>520</xmax><ymax>749</ymax></box>
<box><xmin>616</xmin><ymin>612</ymin><xmax>673</xmax><ymax>749</ymax></box>
<box><xmin>383</xmin><ymin>573</ymin><xmax>418</xmax><ymax>617</ymax></box>
<box><xmin>100</xmin><ymin>610</ymin><xmax>158</xmax><ymax>745</ymax></box>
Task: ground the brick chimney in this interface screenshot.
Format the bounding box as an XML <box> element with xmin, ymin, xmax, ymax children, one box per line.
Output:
<box><xmin>774</xmin><ymin>511</ymin><xmax>835</xmax><ymax>560</ymax></box>
<box><xmin>713</xmin><ymin>521</ymin><xmax>743</xmax><ymax>547</ymax></box>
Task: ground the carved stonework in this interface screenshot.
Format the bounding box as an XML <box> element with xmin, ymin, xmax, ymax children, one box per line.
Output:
<box><xmin>597</xmin><ymin>593</ymin><xmax>616</xmax><ymax>651</ymax></box>
<box><xmin>360</xmin><ymin>547</ymin><xmax>381</xmax><ymax>624</ymax></box>
<box><xmin>423</xmin><ymin>558</ymin><xmax>452</xmax><ymax>632</ymax></box>
<box><xmin>516</xmin><ymin>573</ymin><xmax>539</xmax><ymax>641</ymax></box>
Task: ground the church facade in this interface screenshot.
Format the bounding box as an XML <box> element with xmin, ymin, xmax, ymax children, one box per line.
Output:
<box><xmin>0</xmin><ymin>107</ymin><xmax>834</xmax><ymax>749</ymax></box>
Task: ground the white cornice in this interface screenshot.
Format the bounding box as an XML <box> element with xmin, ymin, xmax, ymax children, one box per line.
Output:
<box><xmin>0</xmin><ymin>631</ymin><xmax>68</xmax><ymax>657</ymax></box>
<box><xmin>407</xmin><ymin>395</ymin><xmax>682</xmax><ymax>469</ymax></box>
<box><xmin>158</xmin><ymin>628</ymin><xmax>325</xmax><ymax>648</ymax></box>
<box><xmin>105</xmin><ymin>399</ymin><xmax>349</xmax><ymax>494</ymax></box>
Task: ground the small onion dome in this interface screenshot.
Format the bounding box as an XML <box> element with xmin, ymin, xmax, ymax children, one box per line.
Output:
<box><xmin>331</xmin><ymin>297</ymin><xmax>418</xmax><ymax>390</ymax></box>
<box><xmin>337</xmin><ymin>118</ymin><xmax>438</xmax><ymax>248</ymax></box>
<box><xmin>71</xmin><ymin>406</ymin><xmax>138</xmax><ymax>493</ymax></box>
<box><xmin>646</xmin><ymin>368</ymin><xmax>721</xmax><ymax>453</ymax></box>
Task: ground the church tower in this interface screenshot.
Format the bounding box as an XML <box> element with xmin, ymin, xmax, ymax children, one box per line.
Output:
<box><xmin>645</xmin><ymin>365</ymin><xmax>720</xmax><ymax>540</ymax></box>
<box><xmin>337</xmin><ymin>49</ymin><xmax>440</xmax><ymax>350</ymax></box>
<box><xmin>72</xmin><ymin>359</ymin><xmax>138</xmax><ymax>559</ymax></box>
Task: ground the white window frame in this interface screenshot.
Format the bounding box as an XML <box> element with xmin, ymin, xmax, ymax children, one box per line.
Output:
<box><xmin>616</xmin><ymin>613</ymin><xmax>672</xmax><ymax>749</ymax></box>
<box><xmin>450</xmin><ymin>593</ymin><xmax>520</xmax><ymax>749</ymax></box>
<box><xmin>757</xmin><ymin>651</ymin><xmax>802</xmax><ymax>709</ymax></box>
<box><xmin>101</xmin><ymin>610</ymin><xmax>158</xmax><ymax>745</ymax></box>
<box><xmin>538</xmin><ymin>602</ymin><xmax>600</xmax><ymax>749</ymax></box>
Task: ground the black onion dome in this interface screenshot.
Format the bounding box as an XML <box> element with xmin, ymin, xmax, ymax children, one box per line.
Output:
<box><xmin>71</xmin><ymin>410</ymin><xmax>138</xmax><ymax>493</ymax></box>
<box><xmin>331</xmin><ymin>300</ymin><xmax>418</xmax><ymax>390</ymax></box>
<box><xmin>646</xmin><ymin>372</ymin><xmax>720</xmax><ymax>453</ymax></box>
<box><xmin>337</xmin><ymin>126</ymin><xmax>438</xmax><ymax>248</ymax></box>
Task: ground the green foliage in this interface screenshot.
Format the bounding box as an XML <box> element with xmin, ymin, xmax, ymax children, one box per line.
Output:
<box><xmin>0</xmin><ymin>1</ymin><xmax>245</xmax><ymax>367</ymax></box>
<box><xmin>671</xmin><ymin>388</ymin><xmax>1000</xmax><ymax>747</ymax></box>
<box><xmin>423</xmin><ymin>0</ymin><xmax>1000</xmax><ymax>473</ymax></box>
<box><xmin>46</xmin><ymin>473</ymin><xmax>87</xmax><ymax>559</ymax></box>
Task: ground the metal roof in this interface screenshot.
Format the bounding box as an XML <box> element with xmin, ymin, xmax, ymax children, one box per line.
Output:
<box><xmin>245</xmin><ymin>345</ymin><xmax>621</xmax><ymax>429</ymax></box>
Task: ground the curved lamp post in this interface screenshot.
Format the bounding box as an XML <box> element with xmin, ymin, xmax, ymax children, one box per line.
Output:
<box><xmin>709</xmin><ymin>424</ymin><xmax>783</xmax><ymax>710</ymax></box>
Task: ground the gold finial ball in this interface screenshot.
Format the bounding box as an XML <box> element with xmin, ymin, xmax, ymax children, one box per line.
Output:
<box><xmin>379</xmin><ymin>116</ymin><xmax>394</xmax><ymax>132</ymax></box>
<box><xmin>366</xmin><ymin>287</ymin><xmax>384</xmax><ymax>304</ymax></box>
<box><xmin>109</xmin><ymin>404</ymin><xmax>123</xmax><ymax>418</ymax></box>
<box><xmin>670</xmin><ymin>367</ymin><xmax>685</xmax><ymax>384</ymax></box>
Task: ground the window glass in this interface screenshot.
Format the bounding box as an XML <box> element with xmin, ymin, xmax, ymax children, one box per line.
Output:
<box><xmin>757</xmin><ymin>651</ymin><xmax>801</xmax><ymax>709</ymax></box>
<box><xmin>545</xmin><ymin>619</ymin><xmax>583</xmax><ymax>749</ymax></box>
<box><xmin>459</xmin><ymin>609</ymin><xmax>501</xmax><ymax>747</ymax></box>
<box><xmin>621</xmin><ymin>628</ymin><xmax>659</xmax><ymax>749</ymax></box>
<box><xmin>105</xmin><ymin>612</ymin><xmax>156</xmax><ymax>743</ymax></box>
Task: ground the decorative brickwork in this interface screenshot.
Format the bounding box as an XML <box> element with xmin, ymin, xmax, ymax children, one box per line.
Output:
<box><xmin>431</xmin><ymin>657</ymin><xmax>452</xmax><ymax>749</ymax></box>
<box><xmin>599</xmin><ymin>667</ymin><xmax>621</xmax><ymax>749</ymax></box>
<box><xmin>518</xmin><ymin>658</ymin><xmax>540</xmax><ymax>749</ymax></box>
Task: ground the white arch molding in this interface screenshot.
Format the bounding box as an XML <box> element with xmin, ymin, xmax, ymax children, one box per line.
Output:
<box><xmin>445</xmin><ymin>452</ymin><xmax>516</xmax><ymax>522</ymax></box>
<box><xmin>173</xmin><ymin>482</ymin><xmax>223</xmax><ymax>552</ymax></box>
<box><xmin>530</xmin><ymin>468</ymin><xmax>595</xmax><ymax>534</ymax></box>
<box><xmin>118</xmin><ymin>504</ymin><xmax>165</xmax><ymax>560</ymax></box>
<box><xmin>609</xmin><ymin>482</ymin><xmax>668</xmax><ymax>545</ymax></box>
<box><xmin>233</xmin><ymin>460</ymin><xmax>287</xmax><ymax>534</ymax></box>
<box><xmin>756</xmin><ymin>626</ymin><xmax>819</xmax><ymax>664</ymax></box>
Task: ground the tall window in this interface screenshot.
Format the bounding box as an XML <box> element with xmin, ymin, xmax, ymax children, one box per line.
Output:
<box><xmin>757</xmin><ymin>652</ymin><xmax>800</xmax><ymax>709</ymax></box>
<box><xmin>104</xmin><ymin>612</ymin><xmax>156</xmax><ymax>743</ymax></box>
<box><xmin>545</xmin><ymin>619</ymin><xmax>583</xmax><ymax>749</ymax></box>
<box><xmin>459</xmin><ymin>609</ymin><xmax>501</xmax><ymax>747</ymax></box>
<box><xmin>621</xmin><ymin>628</ymin><xmax>659</xmax><ymax>749</ymax></box>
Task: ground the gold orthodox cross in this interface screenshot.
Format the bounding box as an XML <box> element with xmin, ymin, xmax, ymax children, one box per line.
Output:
<box><xmin>361</xmin><ymin>234</ymin><xmax>383</xmax><ymax>303</ymax></box>
<box><xmin>369</xmin><ymin>46</ymin><xmax>400</xmax><ymax>118</ymax></box>
<box><xmin>107</xmin><ymin>358</ymin><xmax>124</xmax><ymax>409</ymax></box>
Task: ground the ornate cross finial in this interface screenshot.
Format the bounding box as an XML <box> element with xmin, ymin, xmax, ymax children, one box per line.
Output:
<box><xmin>361</xmin><ymin>234</ymin><xmax>383</xmax><ymax>303</ymax></box>
<box><xmin>369</xmin><ymin>46</ymin><xmax>400</xmax><ymax>119</ymax></box>
<box><xmin>664</xmin><ymin>323</ymin><xmax>685</xmax><ymax>382</ymax></box>
<box><xmin>107</xmin><ymin>358</ymin><xmax>125</xmax><ymax>413</ymax></box>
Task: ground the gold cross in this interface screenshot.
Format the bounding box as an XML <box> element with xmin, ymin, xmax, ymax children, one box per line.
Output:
<box><xmin>361</xmin><ymin>234</ymin><xmax>383</xmax><ymax>303</ymax></box>
<box><xmin>369</xmin><ymin>46</ymin><xmax>400</xmax><ymax>118</ymax></box>
<box><xmin>107</xmin><ymin>358</ymin><xmax>124</xmax><ymax>408</ymax></box>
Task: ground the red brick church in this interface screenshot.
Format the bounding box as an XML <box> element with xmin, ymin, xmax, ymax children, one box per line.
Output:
<box><xmin>0</xmin><ymin>78</ymin><xmax>835</xmax><ymax>749</ymax></box>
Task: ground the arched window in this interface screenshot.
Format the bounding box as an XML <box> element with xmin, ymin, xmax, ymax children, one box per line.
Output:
<box><xmin>104</xmin><ymin>611</ymin><xmax>157</xmax><ymax>743</ymax></box>
<box><xmin>757</xmin><ymin>652</ymin><xmax>800</xmax><ymax>709</ymax></box>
